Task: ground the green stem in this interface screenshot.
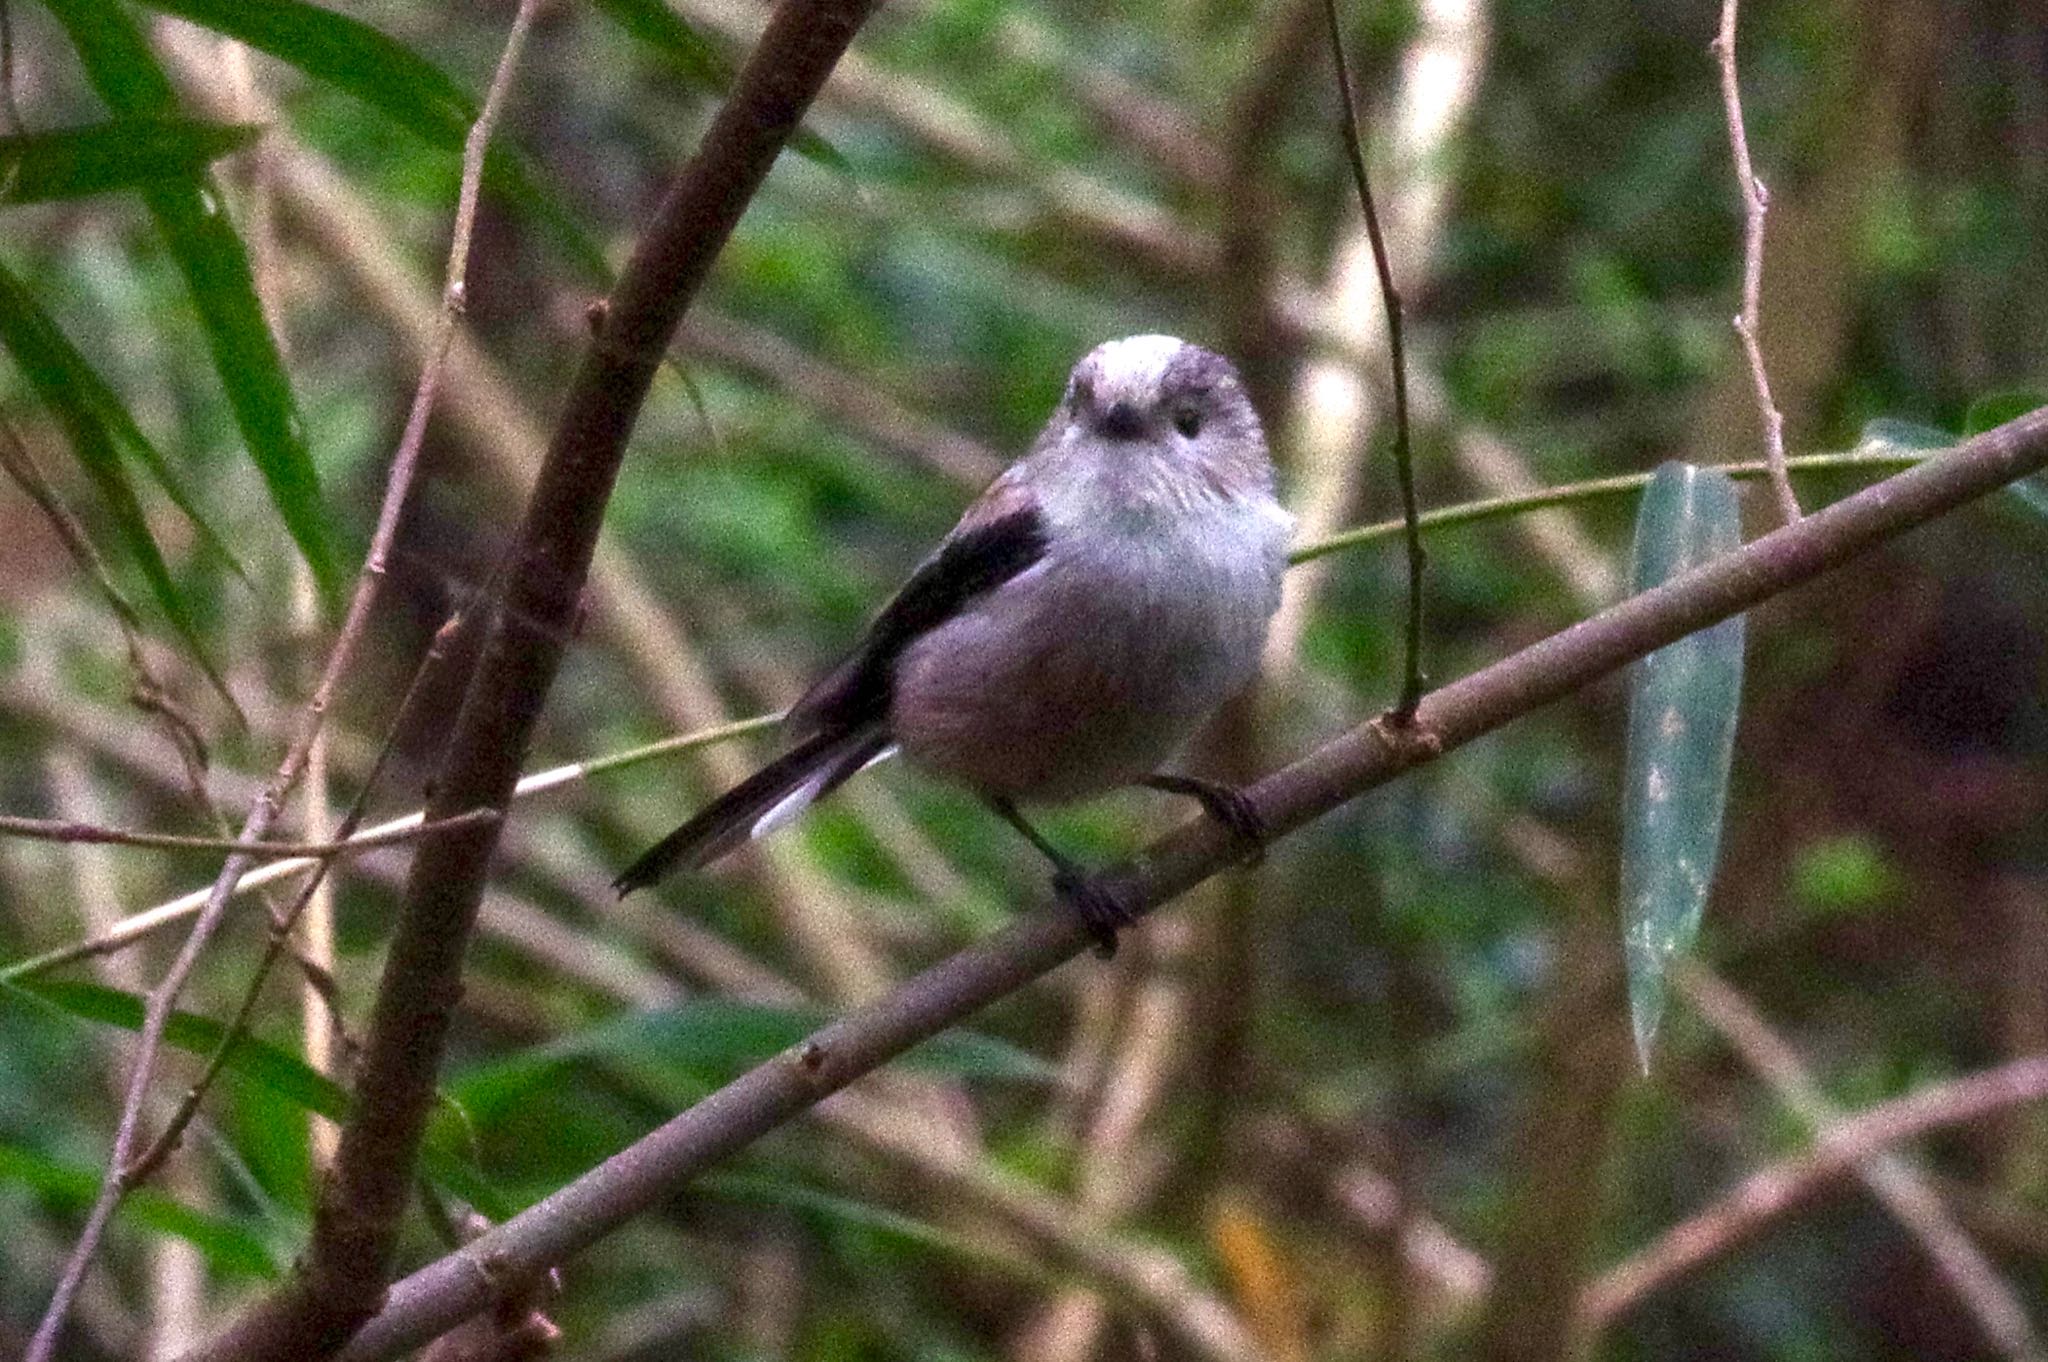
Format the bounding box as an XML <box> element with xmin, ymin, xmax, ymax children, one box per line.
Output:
<box><xmin>1289</xmin><ymin>449</ymin><xmax>1927</xmax><ymax>566</ymax></box>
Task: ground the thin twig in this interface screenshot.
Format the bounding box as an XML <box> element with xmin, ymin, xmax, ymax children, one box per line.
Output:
<box><xmin>0</xmin><ymin>418</ymin><xmax>216</xmax><ymax>775</ymax></box>
<box><xmin>24</xmin><ymin>6</ymin><xmax>546</xmax><ymax>1358</ymax></box>
<box><xmin>0</xmin><ymin>807</ymin><xmax>499</xmax><ymax>858</ymax></box>
<box><xmin>1712</xmin><ymin>0</ymin><xmax>1800</xmax><ymax>524</ymax></box>
<box><xmin>123</xmin><ymin>611</ymin><xmax>488</xmax><ymax>1188</ymax></box>
<box><xmin>294</xmin><ymin>571</ymin><xmax>342</xmax><ymax>1165</ymax></box>
<box><xmin>0</xmin><ymin>418</ymin><xmax>148</xmax><ymax>636</ymax></box>
<box><xmin>182</xmin><ymin>0</ymin><xmax>883</xmax><ymax>1354</ymax></box>
<box><xmin>2</xmin><ymin>714</ymin><xmax>779</xmax><ymax>982</ymax></box>
<box><xmin>1674</xmin><ymin>964</ymin><xmax>2046</xmax><ymax>1362</ymax></box>
<box><xmin>1290</xmin><ymin>448</ymin><xmax>1927</xmax><ymax>565</ymax></box>
<box><xmin>1583</xmin><ymin>1054</ymin><xmax>2048</xmax><ymax>1329</ymax></box>
<box><xmin>325</xmin><ymin>404</ymin><xmax>2048</xmax><ymax>1362</ymax></box>
<box><xmin>1321</xmin><ymin>0</ymin><xmax>1426</xmax><ymax>717</ymax></box>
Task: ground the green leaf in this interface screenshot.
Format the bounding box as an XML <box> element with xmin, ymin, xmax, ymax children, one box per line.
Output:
<box><xmin>0</xmin><ymin>258</ymin><xmax>241</xmax><ymax>703</ymax></box>
<box><xmin>130</xmin><ymin>0</ymin><xmax>612</xmax><ymax>284</ymax></box>
<box><xmin>588</xmin><ymin>0</ymin><xmax>851</xmax><ymax>174</ymax></box>
<box><xmin>1620</xmin><ymin>462</ymin><xmax>1746</xmax><ymax>1072</ymax></box>
<box><xmin>0</xmin><ymin>1140</ymin><xmax>280</xmax><ymax>1278</ymax></box>
<box><xmin>588</xmin><ymin>0</ymin><xmax>729</xmax><ymax>88</ymax></box>
<box><xmin>0</xmin><ymin>117</ymin><xmax>262</xmax><ymax>203</ymax></box>
<box><xmin>1790</xmin><ymin>834</ymin><xmax>1899</xmax><ymax>917</ymax></box>
<box><xmin>1961</xmin><ymin>390</ymin><xmax>2048</xmax><ymax>438</ymax></box>
<box><xmin>0</xmin><ymin>257</ymin><xmax>246</xmax><ymax>574</ymax></box>
<box><xmin>1960</xmin><ymin>394</ymin><xmax>2048</xmax><ymax>525</ymax></box>
<box><xmin>449</xmin><ymin>1001</ymin><xmax>1055</xmax><ymax>1116</ymax></box>
<box><xmin>1852</xmin><ymin>418</ymin><xmax>1952</xmax><ymax>454</ymax></box>
<box><xmin>1856</xmin><ymin>408</ymin><xmax>2048</xmax><ymax>523</ymax></box>
<box><xmin>0</xmin><ymin>977</ymin><xmax>517</xmax><ymax>1220</ymax></box>
<box><xmin>2007</xmin><ymin>476</ymin><xmax>2048</xmax><ymax>523</ymax></box>
<box><xmin>1</xmin><ymin>978</ymin><xmax>350</xmax><ymax>1118</ymax></box>
<box><xmin>42</xmin><ymin>0</ymin><xmax>343</xmax><ymax>597</ymax></box>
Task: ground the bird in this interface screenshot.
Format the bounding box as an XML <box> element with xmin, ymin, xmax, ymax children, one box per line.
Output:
<box><xmin>614</xmin><ymin>334</ymin><xmax>1294</xmax><ymax>953</ymax></box>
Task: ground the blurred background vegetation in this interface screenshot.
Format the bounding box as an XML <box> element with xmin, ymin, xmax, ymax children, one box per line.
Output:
<box><xmin>3</xmin><ymin>0</ymin><xmax>2047</xmax><ymax>1358</ymax></box>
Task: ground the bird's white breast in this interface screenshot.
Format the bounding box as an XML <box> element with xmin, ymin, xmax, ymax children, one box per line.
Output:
<box><xmin>890</xmin><ymin>487</ymin><xmax>1291</xmax><ymax>801</ymax></box>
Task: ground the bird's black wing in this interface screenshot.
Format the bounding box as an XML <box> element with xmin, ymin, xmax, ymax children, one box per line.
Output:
<box><xmin>789</xmin><ymin>506</ymin><xmax>1049</xmax><ymax>733</ymax></box>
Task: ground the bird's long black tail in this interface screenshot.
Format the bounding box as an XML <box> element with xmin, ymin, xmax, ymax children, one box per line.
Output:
<box><xmin>612</xmin><ymin>725</ymin><xmax>891</xmax><ymax>896</ymax></box>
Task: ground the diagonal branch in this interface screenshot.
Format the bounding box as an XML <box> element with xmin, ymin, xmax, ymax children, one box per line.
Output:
<box><xmin>1582</xmin><ymin>1053</ymin><xmax>2048</xmax><ymax>1330</ymax></box>
<box><xmin>179</xmin><ymin>0</ymin><xmax>885</xmax><ymax>1357</ymax></box>
<box><xmin>1676</xmin><ymin>963</ymin><xmax>2046</xmax><ymax>1361</ymax></box>
<box><xmin>329</xmin><ymin>405</ymin><xmax>2048</xmax><ymax>1362</ymax></box>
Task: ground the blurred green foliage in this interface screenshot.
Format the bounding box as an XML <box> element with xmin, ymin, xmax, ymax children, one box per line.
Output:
<box><xmin>1</xmin><ymin>0</ymin><xmax>2046</xmax><ymax>1359</ymax></box>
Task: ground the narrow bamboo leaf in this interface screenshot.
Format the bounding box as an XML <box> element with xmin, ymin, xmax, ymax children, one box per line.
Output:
<box><xmin>1858</xmin><ymin>409</ymin><xmax>2048</xmax><ymax>523</ymax></box>
<box><xmin>2</xmin><ymin>978</ymin><xmax>350</xmax><ymax>1117</ymax></box>
<box><xmin>129</xmin><ymin>0</ymin><xmax>612</xmax><ymax>283</ymax></box>
<box><xmin>2007</xmin><ymin>477</ymin><xmax>2048</xmax><ymax>522</ymax></box>
<box><xmin>0</xmin><ymin>1141</ymin><xmax>280</xmax><ymax>1277</ymax></box>
<box><xmin>588</xmin><ymin>0</ymin><xmax>727</xmax><ymax>88</ymax></box>
<box><xmin>1620</xmin><ymin>462</ymin><xmax>1746</xmax><ymax>1071</ymax></box>
<box><xmin>0</xmin><ymin>257</ymin><xmax>247</xmax><ymax>579</ymax></box>
<box><xmin>0</xmin><ymin>117</ymin><xmax>261</xmax><ymax>203</ymax></box>
<box><xmin>42</xmin><ymin>0</ymin><xmax>342</xmax><ymax>596</ymax></box>
<box><xmin>0</xmin><ymin>978</ymin><xmax>516</xmax><ymax>1219</ymax></box>
<box><xmin>0</xmin><ymin>260</ymin><xmax>240</xmax><ymax>702</ymax></box>
<box><xmin>587</xmin><ymin>0</ymin><xmax>851</xmax><ymax>174</ymax></box>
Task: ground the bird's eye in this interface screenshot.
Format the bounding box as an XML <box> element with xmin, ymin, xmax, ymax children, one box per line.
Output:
<box><xmin>1173</xmin><ymin>406</ymin><xmax>1202</xmax><ymax>438</ymax></box>
<box><xmin>1071</xmin><ymin>376</ymin><xmax>1095</xmax><ymax>408</ymax></box>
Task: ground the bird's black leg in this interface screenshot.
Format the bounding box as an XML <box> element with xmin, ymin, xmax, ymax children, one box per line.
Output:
<box><xmin>986</xmin><ymin>796</ymin><xmax>1131</xmax><ymax>958</ymax></box>
<box><xmin>1142</xmin><ymin>774</ymin><xmax>1267</xmax><ymax>865</ymax></box>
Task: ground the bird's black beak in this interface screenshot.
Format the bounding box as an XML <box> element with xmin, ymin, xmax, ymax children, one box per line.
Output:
<box><xmin>1095</xmin><ymin>400</ymin><xmax>1146</xmax><ymax>441</ymax></box>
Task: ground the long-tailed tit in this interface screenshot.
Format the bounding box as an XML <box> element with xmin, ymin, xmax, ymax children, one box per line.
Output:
<box><xmin>616</xmin><ymin>335</ymin><xmax>1292</xmax><ymax>953</ymax></box>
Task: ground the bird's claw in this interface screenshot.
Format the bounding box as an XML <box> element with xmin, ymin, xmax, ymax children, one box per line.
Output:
<box><xmin>1147</xmin><ymin>774</ymin><xmax>1267</xmax><ymax>867</ymax></box>
<box><xmin>1195</xmin><ymin>785</ymin><xmax>1267</xmax><ymax>867</ymax></box>
<box><xmin>1052</xmin><ymin>868</ymin><xmax>1134</xmax><ymax>959</ymax></box>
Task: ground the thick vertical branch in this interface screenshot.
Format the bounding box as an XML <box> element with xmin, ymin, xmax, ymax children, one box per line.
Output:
<box><xmin>180</xmin><ymin>1</ymin><xmax>884</xmax><ymax>1358</ymax></box>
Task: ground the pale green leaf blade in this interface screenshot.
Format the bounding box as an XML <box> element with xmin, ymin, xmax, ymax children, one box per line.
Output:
<box><xmin>1620</xmin><ymin>462</ymin><xmax>1746</xmax><ymax>1071</ymax></box>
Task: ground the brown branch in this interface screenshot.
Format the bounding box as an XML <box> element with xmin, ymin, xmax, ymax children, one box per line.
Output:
<box><xmin>1582</xmin><ymin>1054</ymin><xmax>2048</xmax><ymax>1330</ymax></box>
<box><xmin>327</xmin><ymin>407</ymin><xmax>2048</xmax><ymax>1361</ymax></box>
<box><xmin>1321</xmin><ymin>0</ymin><xmax>1424</xmax><ymax>716</ymax></box>
<box><xmin>23</xmin><ymin>6</ymin><xmax>549</xmax><ymax>1359</ymax></box>
<box><xmin>178</xmin><ymin>0</ymin><xmax>886</xmax><ymax>1356</ymax></box>
<box><xmin>1673</xmin><ymin>964</ymin><xmax>2046</xmax><ymax>1361</ymax></box>
<box><xmin>1711</xmin><ymin>0</ymin><xmax>1800</xmax><ymax>524</ymax></box>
